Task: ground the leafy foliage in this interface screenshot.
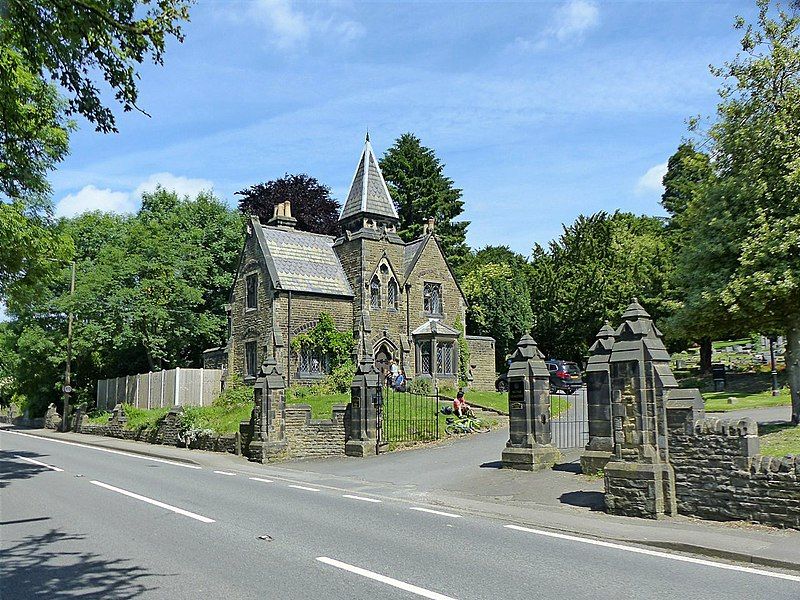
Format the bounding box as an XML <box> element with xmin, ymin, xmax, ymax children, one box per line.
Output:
<box><xmin>672</xmin><ymin>0</ymin><xmax>800</xmax><ymax>421</ymax></box>
<box><xmin>379</xmin><ymin>133</ymin><xmax>470</xmax><ymax>268</ymax></box>
<box><xmin>528</xmin><ymin>212</ymin><xmax>675</xmax><ymax>362</ymax></box>
<box><xmin>462</xmin><ymin>262</ymin><xmax>534</xmax><ymax>370</ymax></box>
<box><xmin>290</xmin><ymin>312</ymin><xmax>355</xmax><ymax>371</ymax></box>
<box><xmin>236</xmin><ymin>174</ymin><xmax>341</xmax><ymax>235</ymax></box>
<box><xmin>453</xmin><ymin>316</ymin><xmax>470</xmax><ymax>386</ymax></box>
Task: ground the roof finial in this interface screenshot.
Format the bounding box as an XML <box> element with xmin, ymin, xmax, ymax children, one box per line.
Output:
<box><xmin>365</xmin><ymin>129</ymin><xmax>370</xmax><ymax>143</ymax></box>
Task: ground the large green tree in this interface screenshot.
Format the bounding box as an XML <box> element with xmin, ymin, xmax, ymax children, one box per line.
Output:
<box><xmin>379</xmin><ymin>133</ymin><xmax>470</xmax><ymax>268</ymax></box>
<box><xmin>462</xmin><ymin>262</ymin><xmax>534</xmax><ymax>370</ymax></box>
<box><xmin>3</xmin><ymin>190</ymin><xmax>244</xmax><ymax>416</ymax></box>
<box><xmin>676</xmin><ymin>0</ymin><xmax>800</xmax><ymax>422</ymax></box>
<box><xmin>529</xmin><ymin>212</ymin><xmax>675</xmax><ymax>362</ymax></box>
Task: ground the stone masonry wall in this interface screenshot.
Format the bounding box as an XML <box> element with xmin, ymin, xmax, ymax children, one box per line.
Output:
<box><xmin>283</xmin><ymin>404</ymin><xmax>347</xmax><ymax>459</ymax></box>
<box><xmin>668</xmin><ymin>416</ymin><xmax>800</xmax><ymax>529</ymax></box>
<box><xmin>466</xmin><ymin>336</ymin><xmax>496</xmax><ymax>391</ymax></box>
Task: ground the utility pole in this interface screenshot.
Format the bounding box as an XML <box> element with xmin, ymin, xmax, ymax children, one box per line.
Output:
<box><xmin>61</xmin><ymin>261</ymin><xmax>76</xmax><ymax>431</ymax></box>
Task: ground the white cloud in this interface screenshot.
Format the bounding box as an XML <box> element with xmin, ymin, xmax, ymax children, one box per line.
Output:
<box><xmin>55</xmin><ymin>173</ymin><xmax>215</xmax><ymax>218</ymax></box>
<box><xmin>636</xmin><ymin>162</ymin><xmax>668</xmax><ymax>195</ymax></box>
<box><xmin>133</xmin><ymin>172</ymin><xmax>214</xmax><ymax>200</ymax></box>
<box><xmin>512</xmin><ymin>0</ymin><xmax>600</xmax><ymax>52</ymax></box>
<box><xmin>248</xmin><ymin>0</ymin><xmax>364</xmax><ymax>50</ymax></box>
<box><xmin>55</xmin><ymin>185</ymin><xmax>135</xmax><ymax>218</ymax></box>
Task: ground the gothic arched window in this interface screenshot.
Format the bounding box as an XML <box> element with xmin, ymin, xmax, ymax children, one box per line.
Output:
<box><xmin>387</xmin><ymin>278</ymin><xmax>398</xmax><ymax>310</ymax></box>
<box><xmin>370</xmin><ymin>275</ymin><xmax>381</xmax><ymax>309</ymax></box>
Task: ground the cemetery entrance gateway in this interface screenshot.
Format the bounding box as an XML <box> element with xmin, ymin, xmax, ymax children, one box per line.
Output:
<box><xmin>376</xmin><ymin>378</ymin><xmax>439</xmax><ymax>453</ymax></box>
<box><xmin>549</xmin><ymin>389</ymin><xmax>589</xmax><ymax>450</ymax></box>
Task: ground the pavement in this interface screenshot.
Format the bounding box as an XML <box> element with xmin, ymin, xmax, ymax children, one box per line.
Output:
<box><xmin>3</xmin><ymin>415</ymin><xmax>799</xmax><ymax>585</ymax></box>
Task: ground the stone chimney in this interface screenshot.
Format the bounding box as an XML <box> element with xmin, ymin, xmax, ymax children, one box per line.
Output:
<box><xmin>424</xmin><ymin>217</ymin><xmax>436</xmax><ymax>235</ymax></box>
<box><xmin>267</xmin><ymin>200</ymin><xmax>298</xmax><ymax>229</ymax></box>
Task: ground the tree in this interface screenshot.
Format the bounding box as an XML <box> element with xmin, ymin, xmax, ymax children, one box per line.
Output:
<box><xmin>379</xmin><ymin>133</ymin><xmax>470</xmax><ymax>268</ymax></box>
<box><xmin>675</xmin><ymin>0</ymin><xmax>800</xmax><ymax>422</ymax></box>
<box><xmin>236</xmin><ymin>174</ymin><xmax>341</xmax><ymax>235</ymax></box>
<box><xmin>528</xmin><ymin>212</ymin><xmax>675</xmax><ymax>362</ymax></box>
<box><xmin>462</xmin><ymin>262</ymin><xmax>534</xmax><ymax>370</ymax></box>
<box><xmin>660</xmin><ymin>142</ymin><xmax>718</xmax><ymax>372</ymax></box>
<box><xmin>457</xmin><ymin>245</ymin><xmax>529</xmax><ymax>280</ymax></box>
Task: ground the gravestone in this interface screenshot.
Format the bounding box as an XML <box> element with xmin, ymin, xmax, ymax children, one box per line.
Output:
<box><xmin>604</xmin><ymin>299</ymin><xmax>677</xmax><ymax>519</ymax></box>
<box><xmin>580</xmin><ymin>322</ymin><xmax>615</xmax><ymax>474</ymax></box>
<box><xmin>501</xmin><ymin>334</ymin><xmax>560</xmax><ymax>471</ymax></box>
<box><xmin>345</xmin><ymin>355</ymin><xmax>380</xmax><ymax>457</ymax></box>
<box><xmin>248</xmin><ymin>356</ymin><xmax>288</xmax><ymax>463</ymax></box>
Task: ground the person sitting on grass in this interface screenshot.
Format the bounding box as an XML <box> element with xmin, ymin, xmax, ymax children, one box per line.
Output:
<box><xmin>453</xmin><ymin>390</ymin><xmax>473</xmax><ymax>418</ymax></box>
<box><xmin>393</xmin><ymin>370</ymin><xmax>407</xmax><ymax>392</ymax></box>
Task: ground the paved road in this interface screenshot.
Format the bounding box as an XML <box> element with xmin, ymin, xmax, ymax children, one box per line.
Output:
<box><xmin>2</xmin><ymin>428</ymin><xmax>798</xmax><ymax>599</ymax></box>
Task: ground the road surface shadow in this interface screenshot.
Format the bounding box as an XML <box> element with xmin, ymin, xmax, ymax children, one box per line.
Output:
<box><xmin>0</xmin><ymin>528</ymin><xmax>167</xmax><ymax>599</ymax></box>
<box><xmin>552</xmin><ymin>461</ymin><xmax>582</xmax><ymax>474</ymax></box>
<box><xmin>480</xmin><ymin>460</ymin><xmax>503</xmax><ymax>469</ymax></box>
<box><xmin>558</xmin><ymin>490</ymin><xmax>606</xmax><ymax>511</ymax></box>
<box><xmin>0</xmin><ymin>450</ymin><xmax>61</xmax><ymax>489</ymax></box>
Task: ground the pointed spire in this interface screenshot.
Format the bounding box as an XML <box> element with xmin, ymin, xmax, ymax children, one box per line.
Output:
<box><xmin>339</xmin><ymin>135</ymin><xmax>399</xmax><ymax>224</ymax></box>
<box><xmin>621</xmin><ymin>297</ymin><xmax>651</xmax><ymax>321</ymax></box>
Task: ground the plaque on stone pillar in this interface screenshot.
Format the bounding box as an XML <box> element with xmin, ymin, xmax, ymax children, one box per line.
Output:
<box><xmin>603</xmin><ymin>299</ymin><xmax>677</xmax><ymax>519</ymax></box>
<box><xmin>248</xmin><ymin>356</ymin><xmax>287</xmax><ymax>463</ymax></box>
<box><xmin>501</xmin><ymin>334</ymin><xmax>561</xmax><ymax>471</ymax></box>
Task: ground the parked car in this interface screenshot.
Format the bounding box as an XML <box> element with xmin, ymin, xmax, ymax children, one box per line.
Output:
<box><xmin>546</xmin><ymin>359</ymin><xmax>583</xmax><ymax>394</ymax></box>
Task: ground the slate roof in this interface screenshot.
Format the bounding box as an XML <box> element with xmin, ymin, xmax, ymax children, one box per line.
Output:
<box><xmin>340</xmin><ymin>136</ymin><xmax>399</xmax><ymax>222</ymax></box>
<box><xmin>411</xmin><ymin>319</ymin><xmax>460</xmax><ymax>337</ymax></box>
<box><xmin>403</xmin><ymin>237</ymin><xmax>427</xmax><ymax>279</ymax></box>
<box><xmin>256</xmin><ymin>225</ymin><xmax>353</xmax><ymax>297</ymax></box>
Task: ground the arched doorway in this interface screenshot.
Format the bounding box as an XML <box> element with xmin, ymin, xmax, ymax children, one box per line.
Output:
<box><xmin>374</xmin><ymin>343</ymin><xmax>392</xmax><ymax>379</ymax></box>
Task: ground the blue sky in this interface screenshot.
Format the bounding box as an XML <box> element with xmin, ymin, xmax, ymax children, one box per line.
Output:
<box><xmin>51</xmin><ymin>0</ymin><xmax>756</xmax><ymax>255</ymax></box>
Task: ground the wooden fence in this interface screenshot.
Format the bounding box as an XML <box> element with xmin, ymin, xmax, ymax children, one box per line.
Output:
<box><xmin>96</xmin><ymin>368</ymin><xmax>224</xmax><ymax>411</ymax></box>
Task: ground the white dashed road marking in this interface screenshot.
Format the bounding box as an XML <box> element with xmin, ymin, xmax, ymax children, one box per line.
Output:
<box><xmin>14</xmin><ymin>455</ymin><xmax>64</xmax><ymax>472</ymax></box>
<box><xmin>342</xmin><ymin>494</ymin><xmax>382</xmax><ymax>503</ymax></box>
<box><xmin>409</xmin><ymin>507</ymin><xmax>462</xmax><ymax>519</ymax></box>
<box><xmin>317</xmin><ymin>557</ymin><xmax>458</xmax><ymax>600</ymax></box>
<box><xmin>504</xmin><ymin>525</ymin><xmax>800</xmax><ymax>583</ymax></box>
<box><xmin>288</xmin><ymin>484</ymin><xmax>320</xmax><ymax>492</ymax></box>
<box><xmin>249</xmin><ymin>477</ymin><xmax>274</xmax><ymax>483</ymax></box>
<box><xmin>213</xmin><ymin>470</ymin><xmax>237</xmax><ymax>476</ymax></box>
<box><xmin>90</xmin><ymin>480</ymin><xmax>215</xmax><ymax>523</ymax></box>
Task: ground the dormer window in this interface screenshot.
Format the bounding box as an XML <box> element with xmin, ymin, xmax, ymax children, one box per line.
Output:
<box><xmin>387</xmin><ymin>278</ymin><xmax>399</xmax><ymax>310</ymax></box>
<box><xmin>423</xmin><ymin>282</ymin><xmax>442</xmax><ymax>315</ymax></box>
<box><xmin>370</xmin><ymin>275</ymin><xmax>381</xmax><ymax>309</ymax></box>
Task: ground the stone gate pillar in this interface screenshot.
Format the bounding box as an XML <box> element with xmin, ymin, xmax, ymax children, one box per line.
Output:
<box><xmin>501</xmin><ymin>334</ymin><xmax>561</xmax><ymax>471</ymax></box>
<box><xmin>248</xmin><ymin>357</ymin><xmax>287</xmax><ymax>463</ymax></box>
<box><xmin>345</xmin><ymin>355</ymin><xmax>380</xmax><ymax>457</ymax></box>
<box><xmin>604</xmin><ymin>299</ymin><xmax>677</xmax><ymax>519</ymax></box>
<box><xmin>580</xmin><ymin>323</ymin><xmax>615</xmax><ymax>474</ymax></box>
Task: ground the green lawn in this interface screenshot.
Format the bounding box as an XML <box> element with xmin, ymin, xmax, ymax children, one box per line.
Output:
<box><xmin>759</xmin><ymin>423</ymin><xmax>800</xmax><ymax>457</ymax></box>
<box><xmin>702</xmin><ymin>388</ymin><xmax>791</xmax><ymax>412</ymax></box>
<box><xmin>459</xmin><ymin>389</ymin><xmax>570</xmax><ymax>417</ymax></box>
<box><xmin>286</xmin><ymin>390</ymin><xmax>349</xmax><ymax>419</ymax></box>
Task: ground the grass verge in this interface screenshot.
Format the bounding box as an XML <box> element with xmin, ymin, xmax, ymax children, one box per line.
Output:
<box><xmin>703</xmin><ymin>388</ymin><xmax>791</xmax><ymax>412</ymax></box>
<box><xmin>759</xmin><ymin>423</ymin><xmax>800</xmax><ymax>457</ymax></box>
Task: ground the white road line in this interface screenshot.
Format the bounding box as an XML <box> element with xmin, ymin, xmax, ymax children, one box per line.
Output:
<box><xmin>317</xmin><ymin>557</ymin><xmax>457</xmax><ymax>600</ymax></box>
<box><xmin>288</xmin><ymin>484</ymin><xmax>320</xmax><ymax>492</ymax></box>
<box><xmin>14</xmin><ymin>455</ymin><xmax>64</xmax><ymax>472</ymax></box>
<box><xmin>90</xmin><ymin>481</ymin><xmax>215</xmax><ymax>523</ymax></box>
<box><xmin>410</xmin><ymin>507</ymin><xmax>462</xmax><ymax>519</ymax></box>
<box><xmin>342</xmin><ymin>494</ymin><xmax>382</xmax><ymax>503</ymax></box>
<box><xmin>2</xmin><ymin>430</ymin><xmax>201</xmax><ymax>469</ymax></box>
<box><xmin>504</xmin><ymin>525</ymin><xmax>800</xmax><ymax>583</ymax></box>
<box><xmin>249</xmin><ymin>477</ymin><xmax>274</xmax><ymax>483</ymax></box>
<box><xmin>213</xmin><ymin>470</ymin><xmax>236</xmax><ymax>476</ymax></box>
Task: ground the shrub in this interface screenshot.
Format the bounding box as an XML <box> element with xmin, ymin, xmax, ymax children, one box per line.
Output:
<box><xmin>214</xmin><ymin>374</ymin><xmax>252</xmax><ymax>408</ymax></box>
<box><xmin>408</xmin><ymin>377</ymin><xmax>433</xmax><ymax>396</ymax></box>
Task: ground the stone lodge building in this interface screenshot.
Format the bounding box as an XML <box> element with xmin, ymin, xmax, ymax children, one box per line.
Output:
<box><xmin>210</xmin><ymin>136</ymin><xmax>496</xmax><ymax>390</ymax></box>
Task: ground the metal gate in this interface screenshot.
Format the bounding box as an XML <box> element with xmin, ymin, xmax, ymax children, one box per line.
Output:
<box><xmin>550</xmin><ymin>388</ymin><xmax>589</xmax><ymax>449</ymax></box>
<box><xmin>376</xmin><ymin>381</ymin><xmax>439</xmax><ymax>451</ymax></box>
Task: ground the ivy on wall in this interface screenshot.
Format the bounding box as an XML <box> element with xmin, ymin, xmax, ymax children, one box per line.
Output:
<box><xmin>290</xmin><ymin>312</ymin><xmax>355</xmax><ymax>370</ymax></box>
<box><xmin>454</xmin><ymin>316</ymin><xmax>470</xmax><ymax>387</ymax></box>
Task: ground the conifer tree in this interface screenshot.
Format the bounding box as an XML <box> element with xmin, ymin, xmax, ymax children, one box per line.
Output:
<box><xmin>379</xmin><ymin>134</ymin><xmax>469</xmax><ymax>268</ymax></box>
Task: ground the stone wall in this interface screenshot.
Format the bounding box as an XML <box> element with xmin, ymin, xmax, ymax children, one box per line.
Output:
<box><xmin>466</xmin><ymin>335</ymin><xmax>496</xmax><ymax>391</ymax></box>
<box><xmin>668</xmin><ymin>415</ymin><xmax>800</xmax><ymax>530</ymax></box>
<box><xmin>283</xmin><ymin>404</ymin><xmax>347</xmax><ymax>459</ymax></box>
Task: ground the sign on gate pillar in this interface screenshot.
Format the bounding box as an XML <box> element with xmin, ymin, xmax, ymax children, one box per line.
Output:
<box><xmin>345</xmin><ymin>355</ymin><xmax>380</xmax><ymax>457</ymax></box>
<box><xmin>248</xmin><ymin>356</ymin><xmax>287</xmax><ymax>463</ymax></box>
<box><xmin>603</xmin><ymin>299</ymin><xmax>677</xmax><ymax>519</ymax></box>
<box><xmin>580</xmin><ymin>323</ymin><xmax>615</xmax><ymax>475</ymax></box>
<box><xmin>501</xmin><ymin>334</ymin><xmax>561</xmax><ymax>471</ymax></box>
